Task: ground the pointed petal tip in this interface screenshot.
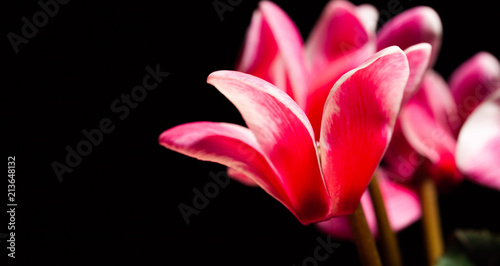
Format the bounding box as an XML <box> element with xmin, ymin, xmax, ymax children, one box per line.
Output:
<box><xmin>356</xmin><ymin>3</ymin><xmax>379</xmax><ymax>34</ymax></box>
<box><xmin>449</xmin><ymin>51</ymin><xmax>500</xmax><ymax>123</ymax></box>
<box><xmin>377</xmin><ymin>6</ymin><xmax>442</xmax><ymax>65</ymax></box>
<box><xmin>319</xmin><ymin>46</ymin><xmax>409</xmax><ymax>215</ymax></box>
<box><xmin>402</xmin><ymin>43</ymin><xmax>432</xmax><ymax>103</ymax></box>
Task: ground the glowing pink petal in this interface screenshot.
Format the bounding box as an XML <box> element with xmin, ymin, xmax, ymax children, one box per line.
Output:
<box><xmin>207</xmin><ymin>71</ymin><xmax>330</xmax><ymax>224</ymax></box>
<box><xmin>449</xmin><ymin>52</ymin><xmax>500</xmax><ymax>132</ymax></box>
<box><xmin>377</xmin><ymin>6</ymin><xmax>442</xmax><ymax>66</ymax></box>
<box><xmin>159</xmin><ymin>122</ymin><xmax>289</xmax><ymax>206</ymax></box>
<box><xmin>402</xmin><ymin>43</ymin><xmax>432</xmax><ymax>104</ymax></box>
<box><xmin>319</xmin><ymin>46</ymin><xmax>409</xmax><ymax>216</ymax></box>
<box><xmin>356</xmin><ymin>4</ymin><xmax>379</xmax><ymax>34</ymax></box>
<box><xmin>316</xmin><ymin>169</ymin><xmax>421</xmax><ymax>240</ymax></box>
<box><xmin>236</xmin><ymin>1</ymin><xmax>309</xmax><ymax>107</ymax></box>
<box><xmin>399</xmin><ymin>71</ymin><xmax>462</xmax><ymax>186</ymax></box>
<box><xmin>456</xmin><ymin>90</ymin><xmax>500</xmax><ymax>190</ymax></box>
<box><xmin>305</xmin><ymin>0</ymin><xmax>371</xmax><ymax>72</ymax></box>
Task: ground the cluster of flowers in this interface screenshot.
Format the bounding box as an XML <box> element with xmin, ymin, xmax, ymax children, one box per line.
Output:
<box><xmin>160</xmin><ymin>0</ymin><xmax>499</xmax><ymax>240</ymax></box>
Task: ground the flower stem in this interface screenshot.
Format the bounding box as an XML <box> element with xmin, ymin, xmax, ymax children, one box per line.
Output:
<box><xmin>418</xmin><ymin>175</ymin><xmax>444</xmax><ymax>265</ymax></box>
<box><xmin>348</xmin><ymin>203</ymin><xmax>382</xmax><ymax>266</ymax></box>
<box><xmin>368</xmin><ymin>172</ymin><xmax>403</xmax><ymax>266</ymax></box>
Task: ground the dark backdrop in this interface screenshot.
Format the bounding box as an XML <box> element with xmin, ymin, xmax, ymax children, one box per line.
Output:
<box><xmin>3</xmin><ymin>0</ymin><xmax>500</xmax><ymax>265</ymax></box>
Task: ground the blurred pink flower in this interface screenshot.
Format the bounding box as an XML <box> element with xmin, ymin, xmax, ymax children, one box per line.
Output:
<box><xmin>385</xmin><ymin>52</ymin><xmax>500</xmax><ymax>190</ymax></box>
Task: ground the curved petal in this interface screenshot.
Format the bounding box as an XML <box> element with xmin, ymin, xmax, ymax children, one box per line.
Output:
<box><xmin>227</xmin><ymin>168</ymin><xmax>258</xmax><ymax>187</ymax></box>
<box><xmin>402</xmin><ymin>43</ymin><xmax>432</xmax><ymax>105</ymax></box>
<box><xmin>207</xmin><ymin>71</ymin><xmax>330</xmax><ymax>224</ymax></box>
<box><xmin>159</xmin><ymin>122</ymin><xmax>290</xmax><ymax>207</ymax></box>
<box><xmin>449</xmin><ymin>52</ymin><xmax>500</xmax><ymax>132</ymax></box>
<box><xmin>399</xmin><ymin>71</ymin><xmax>462</xmax><ymax>186</ymax></box>
<box><xmin>319</xmin><ymin>46</ymin><xmax>409</xmax><ymax>216</ymax></box>
<box><xmin>235</xmin><ymin>9</ymin><xmax>278</xmax><ymax>86</ymax></box>
<box><xmin>456</xmin><ymin>90</ymin><xmax>500</xmax><ymax>190</ymax></box>
<box><xmin>304</xmin><ymin>0</ymin><xmax>376</xmax><ymax>140</ymax></box>
<box><xmin>377</xmin><ymin>6</ymin><xmax>442</xmax><ymax>67</ymax></box>
<box><xmin>305</xmin><ymin>0</ymin><xmax>372</xmax><ymax>74</ymax></box>
<box><xmin>316</xmin><ymin>169</ymin><xmax>421</xmax><ymax>240</ymax></box>
<box><xmin>304</xmin><ymin>42</ymin><xmax>375</xmax><ymax>140</ymax></box>
<box><xmin>383</xmin><ymin>121</ymin><xmax>423</xmax><ymax>183</ymax></box>
<box><xmin>235</xmin><ymin>2</ymin><xmax>309</xmax><ymax>107</ymax></box>
<box><xmin>356</xmin><ymin>4</ymin><xmax>379</xmax><ymax>35</ymax></box>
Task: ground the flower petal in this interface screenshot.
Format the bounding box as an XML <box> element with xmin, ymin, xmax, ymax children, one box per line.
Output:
<box><xmin>316</xmin><ymin>169</ymin><xmax>421</xmax><ymax>240</ymax></box>
<box><xmin>235</xmin><ymin>2</ymin><xmax>309</xmax><ymax>107</ymax></box>
<box><xmin>159</xmin><ymin>122</ymin><xmax>289</xmax><ymax>206</ymax></box>
<box><xmin>207</xmin><ymin>71</ymin><xmax>330</xmax><ymax>224</ymax></box>
<box><xmin>235</xmin><ymin>9</ymin><xmax>281</xmax><ymax>91</ymax></box>
<box><xmin>305</xmin><ymin>0</ymin><xmax>371</xmax><ymax>74</ymax></box>
<box><xmin>449</xmin><ymin>52</ymin><xmax>500</xmax><ymax>132</ymax></box>
<box><xmin>383</xmin><ymin>121</ymin><xmax>423</xmax><ymax>183</ymax></box>
<box><xmin>399</xmin><ymin>71</ymin><xmax>462</xmax><ymax>186</ymax></box>
<box><xmin>377</xmin><ymin>6</ymin><xmax>442</xmax><ymax>66</ymax></box>
<box><xmin>356</xmin><ymin>4</ymin><xmax>379</xmax><ymax>34</ymax></box>
<box><xmin>304</xmin><ymin>0</ymin><xmax>376</xmax><ymax>140</ymax></box>
<box><xmin>304</xmin><ymin>41</ymin><xmax>375</xmax><ymax>140</ymax></box>
<box><xmin>319</xmin><ymin>46</ymin><xmax>409</xmax><ymax>216</ymax></box>
<box><xmin>227</xmin><ymin>168</ymin><xmax>258</xmax><ymax>187</ymax></box>
<box><xmin>456</xmin><ymin>90</ymin><xmax>500</xmax><ymax>190</ymax></box>
<box><xmin>402</xmin><ymin>43</ymin><xmax>432</xmax><ymax>105</ymax></box>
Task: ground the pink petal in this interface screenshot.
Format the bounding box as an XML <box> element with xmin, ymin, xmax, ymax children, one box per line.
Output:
<box><xmin>383</xmin><ymin>121</ymin><xmax>423</xmax><ymax>183</ymax></box>
<box><xmin>456</xmin><ymin>90</ymin><xmax>500</xmax><ymax>190</ymax></box>
<box><xmin>304</xmin><ymin>1</ymin><xmax>376</xmax><ymax>140</ymax></box>
<box><xmin>377</xmin><ymin>6</ymin><xmax>442</xmax><ymax>66</ymax></box>
<box><xmin>207</xmin><ymin>71</ymin><xmax>330</xmax><ymax>224</ymax></box>
<box><xmin>305</xmin><ymin>0</ymin><xmax>372</xmax><ymax>74</ymax></box>
<box><xmin>356</xmin><ymin>4</ymin><xmax>379</xmax><ymax>34</ymax></box>
<box><xmin>399</xmin><ymin>71</ymin><xmax>462</xmax><ymax>186</ymax></box>
<box><xmin>159</xmin><ymin>122</ymin><xmax>290</xmax><ymax>207</ymax></box>
<box><xmin>402</xmin><ymin>43</ymin><xmax>432</xmax><ymax>105</ymax></box>
<box><xmin>236</xmin><ymin>1</ymin><xmax>309</xmax><ymax>107</ymax></box>
<box><xmin>382</xmin><ymin>44</ymin><xmax>435</xmax><ymax>183</ymax></box>
<box><xmin>449</xmin><ymin>52</ymin><xmax>500</xmax><ymax>132</ymax></box>
<box><xmin>235</xmin><ymin>9</ymin><xmax>278</xmax><ymax>87</ymax></box>
<box><xmin>316</xmin><ymin>169</ymin><xmax>421</xmax><ymax>240</ymax></box>
<box><xmin>227</xmin><ymin>168</ymin><xmax>258</xmax><ymax>187</ymax></box>
<box><xmin>304</xmin><ymin>41</ymin><xmax>375</xmax><ymax>140</ymax></box>
<box><xmin>319</xmin><ymin>46</ymin><xmax>409</xmax><ymax>216</ymax></box>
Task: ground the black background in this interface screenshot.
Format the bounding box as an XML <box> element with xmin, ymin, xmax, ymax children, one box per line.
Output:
<box><xmin>3</xmin><ymin>0</ymin><xmax>500</xmax><ymax>265</ymax></box>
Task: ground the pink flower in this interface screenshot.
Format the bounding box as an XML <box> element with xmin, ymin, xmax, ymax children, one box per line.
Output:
<box><xmin>236</xmin><ymin>1</ymin><xmax>435</xmax><ymax>140</ymax></box>
<box><xmin>284</xmin><ymin>2</ymin><xmax>441</xmax><ymax>238</ymax></box>
<box><xmin>160</xmin><ymin>46</ymin><xmax>410</xmax><ymax>224</ymax></box>
<box><xmin>456</xmin><ymin>89</ymin><xmax>500</xmax><ymax>190</ymax></box>
<box><xmin>385</xmin><ymin>52</ymin><xmax>500</xmax><ymax>190</ymax></box>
